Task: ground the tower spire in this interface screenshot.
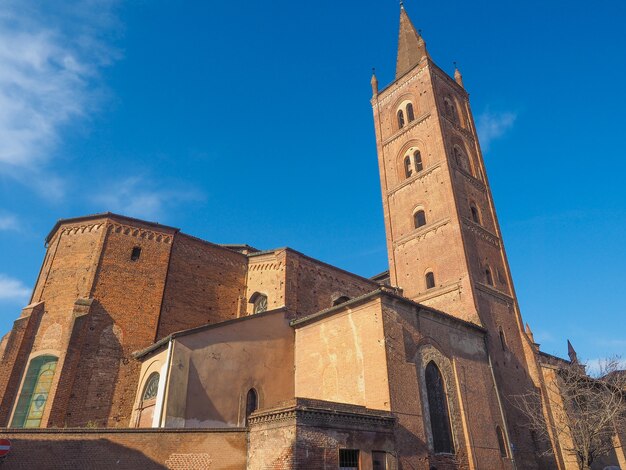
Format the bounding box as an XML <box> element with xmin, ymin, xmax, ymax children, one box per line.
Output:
<box><xmin>567</xmin><ymin>339</ymin><xmax>579</xmax><ymax>364</ymax></box>
<box><xmin>396</xmin><ymin>6</ymin><xmax>428</xmax><ymax>78</ymax></box>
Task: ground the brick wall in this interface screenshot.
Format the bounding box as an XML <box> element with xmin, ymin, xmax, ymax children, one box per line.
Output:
<box><xmin>0</xmin><ymin>428</ymin><xmax>246</xmax><ymax>469</ymax></box>
<box><xmin>157</xmin><ymin>234</ymin><xmax>248</xmax><ymax>338</ymax></box>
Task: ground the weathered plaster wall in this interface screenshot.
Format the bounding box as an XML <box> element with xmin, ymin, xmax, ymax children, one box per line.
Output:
<box><xmin>294</xmin><ymin>298</ymin><xmax>391</xmax><ymax>411</ymax></box>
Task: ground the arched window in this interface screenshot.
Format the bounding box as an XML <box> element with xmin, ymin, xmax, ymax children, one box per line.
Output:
<box><xmin>406</xmin><ymin>103</ymin><xmax>415</xmax><ymax>122</ymax></box>
<box><xmin>142</xmin><ymin>373</ymin><xmax>160</xmax><ymax>401</ymax></box>
<box><xmin>425</xmin><ymin>361</ymin><xmax>454</xmax><ymax>454</ymax></box>
<box><xmin>249</xmin><ymin>292</ymin><xmax>268</xmax><ymax>314</ymax></box>
<box><xmin>485</xmin><ymin>266</ymin><xmax>493</xmax><ymax>286</ymax></box>
<box><xmin>496</xmin><ymin>425</ymin><xmax>507</xmax><ymax>457</ymax></box>
<box><xmin>414</xmin><ymin>150</ymin><xmax>423</xmax><ymax>172</ymax></box>
<box><xmin>11</xmin><ymin>355</ymin><xmax>58</xmax><ymax>428</ymax></box>
<box><xmin>425</xmin><ymin>271</ymin><xmax>436</xmax><ymax>289</ymax></box>
<box><xmin>444</xmin><ymin>98</ymin><xmax>458</xmax><ymax>124</ymax></box>
<box><xmin>414</xmin><ymin>210</ymin><xmax>426</xmax><ymax>229</ymax></box>
<box><xmin>397</xmin><ymin>109</ymin><xmax>405</xmax><ymax>129</ymax></box>
<box><xmin>245</xmin><ymin>388</ymin><xmax>258</xmax><ymax>424</ymax></box>
<box><xmin>332</xmin><ymin>295</ymin><xmax>350</xmax><ymax>307</ymax></box>
<box><xmin>454</xmin><ymin>146</ymin><xmax>470</xmax><ymax>174</ymax></box>
<box><xmin>404</xmin><ymin>156</ymin><xmax>413</xmax><ymax>178</ymax></box>
<box><xmin>470</xmin><ymin>205</ymin><xmax>480</xmax><ymax>224</ymax></box>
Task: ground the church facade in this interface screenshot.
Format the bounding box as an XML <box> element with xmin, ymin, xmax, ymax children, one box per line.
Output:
<box><xmin>0</xmin><ymin>6</ymin><xmax>623</xmax><ymax>470</ymax></box>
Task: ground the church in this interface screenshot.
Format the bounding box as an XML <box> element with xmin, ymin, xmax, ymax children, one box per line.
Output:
<box><xmin>0</xmin><ymin>6</ymin><xmax>623</xmax><ymax>470</ymax></box>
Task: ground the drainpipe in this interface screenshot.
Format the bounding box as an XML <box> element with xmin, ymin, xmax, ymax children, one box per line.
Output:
<box><xmin>486</xmin><ymin>338</ymin><xmax>517</xmax><ymax>470</ymax></box>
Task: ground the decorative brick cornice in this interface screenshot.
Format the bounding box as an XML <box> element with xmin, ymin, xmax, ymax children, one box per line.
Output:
<box><xmin>461</xmin><ymin>218</ymin><xmax>500</xmax><ymax>247</ymax></box>
<box><xmin>107</xmin><ymin>222</ymin><xmax>173</xmax><ymax>244</ymax></box>
<box><xmin>410</xmin><ymin>281</ymin><xmax>461</xmax><ymax>304</ymax></box>
<box><xmin>392</xmin><ymin>218</ymin><xmax>451</xmax><ymax>248</ymax></box>
<box><xmin>51</xmin><ymin>222</ymin><xmax>104</xmax><ymax>244</ymax></box>
<box><xmin>475</xmin><ymin>282</ymin><xmax>513</xmax><ymax>304</ymax></box>
<box><xmin>375</xmin><ymin>66</ymin><xmax>427</xmax><ymax>107</ymax></box>
<box><xmin>456</xmin><ymin>168</ymin><xmax>486</xmax><ymax>192</ymax></box>
<box><xmin>387</xmin><ymin>162</ymin><xmax>442</xmax><ymax>196</ymax></box>
<box><xmin>441</xmin><ymin>113</ymin><xmax>475</xmax><ymax>141</ymax></box>
<box><xmin>382</xmin><ymin>112</ymin><xmax>431</xmax><ymax>148</ymax></box>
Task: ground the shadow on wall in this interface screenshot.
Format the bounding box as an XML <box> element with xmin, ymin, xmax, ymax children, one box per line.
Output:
<box><xmin>0</xmin><ymin>438</ymin><xmax>166</xmax><ymax>470</ymax></box>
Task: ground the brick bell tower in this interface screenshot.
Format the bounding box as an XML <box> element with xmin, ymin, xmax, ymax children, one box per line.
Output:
<box><xmin>371</xmin><ymin>6</ymin><xmax>551</xmax><ymax>468</ymax></box>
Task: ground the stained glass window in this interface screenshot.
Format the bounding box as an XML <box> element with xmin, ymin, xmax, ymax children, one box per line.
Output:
<box><xmin>11</xmin><ymin>355</ymin><xmax>58</xmax><ymax>428</ymax></box>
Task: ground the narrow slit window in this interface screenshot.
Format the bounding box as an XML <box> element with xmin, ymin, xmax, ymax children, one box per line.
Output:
<box><xmin>499</xmin><ymin>327</ymin><xmax>507</xmax><ymax>351</ymax></box>
<box><xmin>497</xmin><ymin>426</ymin><xmax>508</xmax><ymax>457</ymax></box>
<box><xmin>397</xmin><ymin>109</ymin><xmax>405</xmax><ymax>129</ymax></box>
<box><xmin>470</xmin><ymin>205</ymin><xmax>480</xmax><ymax>224</ymax></box>
<box><xmin>406</xmin><ymin>103</ymin><xmax>415</xmax><ymax>122</ymax></box>
<box><xmin>485</xmin><ymin>267</ymin><xmax>493</xmax><ymax>286</ymax></box>
<box><xmin>245</xmin><ymin>388</ymin><xmax>258</xmax><ymax>424</ymax></box>
<box><xmin>425</xmin><ymin>272</ymin><xmax>435</xmax><ymax>289</ymax></box>
<box><xmin>131</xmin><ymin>247</ymin><xmax>142</xmax><ymax>261</ymax></box>
<box><xmin>414</xmin><ymin>210</ymin><xmax>426</xmax><ymax>228</ymax></box>
<box><xmin>414</xmin><ymin>151</ymin><xmax>423</xmax><ymax>172</ymax></box>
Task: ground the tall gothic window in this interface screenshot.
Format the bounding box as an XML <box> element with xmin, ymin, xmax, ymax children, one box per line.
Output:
<box><xmin>414</xmin><ymin>150</ymin><xmax>423</xmax><ymax>172</ymax></box>
<box><xmin>142</xmin><ymin>373</ymin><xmax>160</xmax><ymax>401</ymax></box>
<box><xmin>414</xmin><ymin>210</ymin><xmax>426</xmax><ymax>228</ymax></box>
<box><xmin>499</xmin><ymin>327</ymin><xmax>507</xmax><ymax>351</ymax></box>
<box><xmin>454</xmin><ymin>147</ymin><xmax>471</xmax><ymax>174</ymax></box>
<box><xmin>245</xmin><ymin>388</ymin><xmax>258</xmax><ymax>424</ymax></box>
<box><xmin>425</xmin><ymin>361</ymin><xmax>454</xmax><ymax>454</ymax></box>
<box><xmin>425</xmin><ymin>271</ymin><xmax>436</xmax><ymax>289</ymax></box>
<box><xmin>397</xmin><ymin>109</ymin><xmax>405</xmax><ymax>129</ymax></box>
<box><xmin>404</xmin><ymin>156</ymin><xmax>413</xmax><ymax>178</ymax></box>
<box><xmin>406</xmin><ymin>103</ymin><xmax>415</xmax><ymax>122</ymax></box>
<box><xmin>11</xmin><ymin>355</ymin><xmax>58</xmax><ymax>428</ymax></box>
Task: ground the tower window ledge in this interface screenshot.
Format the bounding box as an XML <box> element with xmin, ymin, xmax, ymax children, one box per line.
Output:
<box><xmin>388</xmin><ymin>162</ymin><xmax>442</xmax><ymax>195</ymax></box>
<box><xmin>411</xmin><ymin>280</ymin><xmax>461</xmax><ymax>303</ymax></box>
<box><xmin>475</xmin><ymin>282</ymin><xmax>513</xmax><ymax>303</ymax></box>
<box><xmin>455</xmin><ymin>167</ymin><xmax>486</xmax><ymax>191</ymax></box>
<box><xmin>461</xmin><ymin>218</ymin><xmax>500</xmax><ymax>248</ymax></box>
<box><xmin>393</xmin><ymin>218</ymin><xmax>451</xmax><ymax>248</ymax></box>
<box><xmin>441</xmin><ymin>114</ymin><xmax>474</xmax><ymax>140</ymax></box>
<box><xmin>382</xmin><ymin>112</ymin><xmax>431</xmax><ymax>147</ymax></box>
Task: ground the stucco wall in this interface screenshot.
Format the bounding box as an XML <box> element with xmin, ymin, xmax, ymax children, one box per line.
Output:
<box><xmin>163</xmin><ymin>310</ymin><xmax>295</xmax><ymax>428</ymax></box>
<box><xmin>294</xmin><ymin>298</ymin><xmax>391</xmax><ymax>411</ymax></box>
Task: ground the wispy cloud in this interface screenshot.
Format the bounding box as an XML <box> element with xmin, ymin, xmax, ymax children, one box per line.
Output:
<box><xmin>0</xmin><ymin>0</ymin><xmax>120</xmax><ymax>196</ymax></box>
<box><xmin>0</xmin><ymin>274</ymin><xmax>30</xmax><ymax>302</ymax></box>
<box><xmin>91</xmin><ymin>177</ymin><xmax>204</xmax><ymax>221</ymax></box>
<box><xmin>477</xmin><ymin>110</ymin><xmax>517</xmax><ymax>151</ymax></box>
<box><xmin>0</xmin><ymin>214</ymin><xmax>19</xmax><ymax>231</ymax></box>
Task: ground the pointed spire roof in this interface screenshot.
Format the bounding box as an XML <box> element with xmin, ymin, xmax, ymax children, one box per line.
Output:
<box><xmin>396</xmin><ymin>5</ymin><xmax>428</xmax><ymax>78</ymax></box>
<box><xmin>567</xmin><ymin>339</ymin><xmax>579</xmax><ymax>364</ymax></box>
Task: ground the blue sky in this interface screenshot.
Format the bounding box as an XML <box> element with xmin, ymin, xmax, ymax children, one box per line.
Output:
<box><xmin>0</xmin><ymin>0</ymin><xmax>624</xmax><ymax>367</ymax></box>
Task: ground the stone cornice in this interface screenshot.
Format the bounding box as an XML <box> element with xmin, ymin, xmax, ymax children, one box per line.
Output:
<box><xmin>387</xmin><ymin>162</ymin><xmax>442</xmax><ymax>196</ymax></box>
<box><xmin>382</xmin><ymin>112</ymin><xmax>431</xmax><ymax>148</ymax></box>
<box><xmin>461</xmin><ymin>217</ymin><xmax>500</xmax><ymax>248</ymax></box>
<box><xmin>248</xmin><ymin>400</ymin><xmax>395</xmax><ymax>430</ymax></box>
<box><xmin>392</xmin><ymin>218</ymin><xmax>451</xmax><ymax>248</ymax></box>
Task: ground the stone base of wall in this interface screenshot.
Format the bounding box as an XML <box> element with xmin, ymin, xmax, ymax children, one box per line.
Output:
<box><xmin>0</xmin><ymin>428</ymin><xmax>247</xmax><ymax>470</ymax></box>
<box><xmin>248</xmin><ymin>398</ymin><xmax>397</xmax><ymax>470</ymax></box>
